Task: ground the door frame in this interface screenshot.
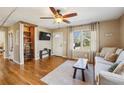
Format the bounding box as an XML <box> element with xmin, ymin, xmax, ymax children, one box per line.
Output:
<box><xmin>0</xmin><ymin>31</ymin><xmax>6</xmax><ymax>58</ymax></box>
<box><xmin>52</xmin><ymin>31</ymin><xmax>64</xmax><ymax>57</ymax></box>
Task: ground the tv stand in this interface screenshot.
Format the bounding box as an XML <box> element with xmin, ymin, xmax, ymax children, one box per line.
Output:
<box><xmin>40</xmin><ymin>48</ymin><xmax>51</xmax><ymax>59</ymax></box>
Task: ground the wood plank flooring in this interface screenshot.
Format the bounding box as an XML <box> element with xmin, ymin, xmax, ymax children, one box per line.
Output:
<box><xmin>0</xmin><ymin>55</ymin><xmax>67</xmax><ymax>85</ymax></box>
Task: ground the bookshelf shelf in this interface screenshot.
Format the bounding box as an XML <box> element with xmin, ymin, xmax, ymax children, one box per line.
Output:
<box><xmin>24</xmin><ymin>26</ymin><xmax>35</xmax><ymax>60</ymax></box>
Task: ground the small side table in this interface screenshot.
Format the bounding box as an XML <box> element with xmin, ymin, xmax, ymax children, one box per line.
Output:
<box><xmin>40</xmin><ymin>49</ymin><xmax>51</xmax><ymax>59</ymax></box>
<box><xmin>73</xmin><ymin>58</ymin><xmax>88</xmax><ymax>81</ymax></box>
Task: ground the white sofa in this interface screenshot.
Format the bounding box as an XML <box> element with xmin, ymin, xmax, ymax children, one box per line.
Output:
<box><xmin>95</xmin><ymin>48</ymin><xmax>124</xmax><ymax>85</ymax></box>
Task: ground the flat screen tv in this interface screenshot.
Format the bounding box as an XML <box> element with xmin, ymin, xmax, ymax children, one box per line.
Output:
<box><xmin>39</xmin><ymin>32</ymin><xmax>51</xmax><ymax>40</ymax></box>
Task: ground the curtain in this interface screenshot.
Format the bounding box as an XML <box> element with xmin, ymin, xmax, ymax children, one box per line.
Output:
<box><xmin>67</xmin><ymin>27</ymin><xmax>73</xmax><ymax>58</ymax></box>
<box><xmin>96</xmin><ymin>22</ymin><xmax>100</xmax><ymax>52</ymax></box>
<box><xmin>67</xmin><ymin>22</ymin><xmax>100</xmax><ymax>63</ymax></box>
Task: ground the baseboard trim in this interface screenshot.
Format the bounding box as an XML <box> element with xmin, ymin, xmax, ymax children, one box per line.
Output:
<box><xmin>34</xmin><ymin>57</ymin><xmax>40</xmax><ymax>60</ymax></box>
<box><xmin>13</xmin><ymin>59</ymin><xmax>23</xmax><ymax>65</ymax></box>
<box><xmin>4</xmin><ymin>57</ymin><xmax>9</xmax><ymax>59</ymax></box>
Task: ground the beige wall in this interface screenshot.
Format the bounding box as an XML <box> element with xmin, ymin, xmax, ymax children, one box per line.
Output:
<box><xmin>99</xmin><ymin>19</ymin><xmax>120</xmax><ymax>49</ymax></box>
<box><xmin>52</xmin><ymin>19</ymin><xmax>121</xmax><ymax>57</ymax></box>
<box><xmin>3</xmin><ymin>16</ymin><xmax>124</xmax><ymax>63</ymax></box>
<box><xmin>35</xmin><ymin>26</ymin><xmax>52</xmax><ymax>59</ymax></box>
<box><xmin>0</xmin><ymin>26</ymin><xmax>8</xmax><ymax>31</ymax></box>
<box><xmin>8</xmin><ymin>22</ymin><xmax>20</xmax><ymax>64</ymax></box>
<box><xmin>120</xmin><ymin>15</ymin><xmax>124</xmax><ymax>48</ymax></box>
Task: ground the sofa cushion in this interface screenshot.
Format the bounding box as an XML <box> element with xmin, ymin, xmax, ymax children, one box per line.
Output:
<box><xmin>115</xmin><ymin>48</ymin><xmax>123</xmax><ymax>55</ymax></box>
<box><xmin>95</xmin><ymin>60</ymin><xmax>112</xmax><ymax>76</ymax></box>
<box><xmin>104</xmin><ymin>52</ymin><xmax>118</xmax><ymax>62</ymax></box>
<box><xmin>113</xmin><ymin>61</ymin><xmax>124</xmax><ymax>76</ymax></box>
<box><xmin>100</xmin><ymin>47</ymin><xmax>117</xmax><ymax>57</ymax></box>
<box><xmin>95</xmin><ymin>56</ymin><xmax>113</xmax><ymax>77</ymax></box>
<box><xmin>116</xmin><ymin>51</ymin><xmax>124</xmax><ymax>63</ymax></box>
<box><xmin>95</xmin><ymin>56</ymin><xmax>113</xmax><ymax>65</ymax></box>
<box><xmin>98</xmin><ymin>71</ymin><xmax>124</xmax><ymax>85</ymax></box>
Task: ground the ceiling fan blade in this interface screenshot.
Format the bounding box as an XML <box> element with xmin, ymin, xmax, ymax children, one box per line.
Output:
<box><xmin>40</xmin><ymin>17</ymin><xmax>54</xmax><ymax>19</ymax></box>
<box><xmin>63</xmin><ymin>19</ymin><xmax>70</xmax><ymax>24</ymax></box>
<box><xmin>63</xmin><ymin>13</ymin><xmax>77</xmax><ymax>18</ymax></box>
<box><xmin>49</xmin><ymin>7</ymin><xmax>57</xmax><ymax>15</ymax></box>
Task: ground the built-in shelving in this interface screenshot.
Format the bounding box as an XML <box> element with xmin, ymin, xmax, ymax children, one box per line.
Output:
<box><xmin>24</xmin><ymin>26</ymin><xmax>35</xmax><ymax>60</ymax></box>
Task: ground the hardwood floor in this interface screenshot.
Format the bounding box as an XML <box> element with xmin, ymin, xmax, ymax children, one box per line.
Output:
<box><xmin>0</xmin><ymin>55</ymin><xmax>67</xmax><ymax>85</ymax></box>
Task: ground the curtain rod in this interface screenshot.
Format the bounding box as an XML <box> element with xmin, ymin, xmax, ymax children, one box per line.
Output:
<box><xmin>52</xmin><ymin>21</ymin><xmax>99</xmax><ymax>30</ymax></box>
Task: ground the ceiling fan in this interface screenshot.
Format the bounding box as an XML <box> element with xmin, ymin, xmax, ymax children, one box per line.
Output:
<box><xmin>40</xmin><ymin>7</ymin><xmax>77</xmax><ymax>24</ymax></box>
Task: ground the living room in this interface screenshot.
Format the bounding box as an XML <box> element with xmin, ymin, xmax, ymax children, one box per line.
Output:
<box><xmin>0</xmin><ymin>7</ymin><xmax>124</xmax><ymax>85</ymax></box>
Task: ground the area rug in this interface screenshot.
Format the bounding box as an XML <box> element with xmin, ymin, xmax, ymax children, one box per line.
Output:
<box><xmin>41</xmin><ymin>60</ymin><xmax>94</xmax><ymax>85</ymax></box>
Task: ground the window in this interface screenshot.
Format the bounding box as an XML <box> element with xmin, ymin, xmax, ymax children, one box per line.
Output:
<box><xmin>73</xmin><ymin>31</ymin><xmax>91</xmax><ymax>51</ymax></box>
<box><xmin>73</xmin><ymin>31</ymin><xmax>81</xmax><ymax>50</ymax></box>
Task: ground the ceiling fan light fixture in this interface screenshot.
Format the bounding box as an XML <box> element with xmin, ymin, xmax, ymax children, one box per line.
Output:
<box><xmin>55</xmin><ymin>17</ymin><xmax>63</xmax><ymax>23</ymax></box>
<box><xmin>40</xmin><ymin>7</ymin><xmax>77</xmax><ymax>24</ymax></box>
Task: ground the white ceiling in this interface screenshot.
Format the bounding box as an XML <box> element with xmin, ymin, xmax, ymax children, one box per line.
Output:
<box><xmin>0</xmin><ymin>7</ymin><xmax>124</xmax><ymax>29</ymax></box>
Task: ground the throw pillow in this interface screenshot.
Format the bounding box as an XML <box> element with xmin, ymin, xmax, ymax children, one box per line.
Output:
<box><xmin>100</xmin><ymin>47</ymin><xmax>117</xmax><ymax>57</ymax></box>
<box><xmin>115</xmin><ymin>49</ymin><xmax>123</xmax><ymax>55</ymax></box>
<box><xmin>113</xmin><ymin>61</ymin><xmax>124</xmax><ymax>76</ymax></box>
<box><xmin>115</xmin><ymin>51</ymin><xmax>124</xmax><ymax>63</ymax></box>
<box><xmin>108</xmin><ymin>63</ymin><xmax>119</xmax><ymax>72</ymax></box>
<box><xmin>108</xmin><ymin>61</ymin><xmax>122</xmax><ymax>72</ymax></box>
<box><xmin>104</xmin><ymin>52</ymin><xmax>118</xmax><ymax>62</ymax></box>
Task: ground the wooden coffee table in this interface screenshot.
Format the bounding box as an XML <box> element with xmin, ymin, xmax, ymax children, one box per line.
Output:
<box><xmin>73</xmin><ymin>58</ymin><xmax>88</xmax><ymax>81</ymax></box>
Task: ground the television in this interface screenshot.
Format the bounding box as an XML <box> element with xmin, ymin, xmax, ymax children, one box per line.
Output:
<box><xmin>39</xmin><ymin>32</ymin><xmax>51</xmax><ymax>40</ymax></box>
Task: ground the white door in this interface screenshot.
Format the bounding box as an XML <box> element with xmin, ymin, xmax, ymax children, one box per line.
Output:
<box><xmin>8</xmin><ymin>32</ymin><xmax>14</xmax><ymax>60</ymax></box>
<box><xmin>53</xmin><ymin>32</ymin><xmax>63</xmax><ymax>56</ymax></box>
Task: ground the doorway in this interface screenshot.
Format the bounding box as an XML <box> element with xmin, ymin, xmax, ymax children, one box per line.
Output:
<box><xmin>53</xmin><ymin>32</ymin><xmax>64</xmax><ymax>56</ymax></box>
<box><xmin>24</xmin><ymin>25</ymin><xmax>35</xmax><ymax>61</ymax></box>
<box><xmin>0</xmin><ymin>31</ymin><xmax>5</xmax><ymax>57</ymax></box>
